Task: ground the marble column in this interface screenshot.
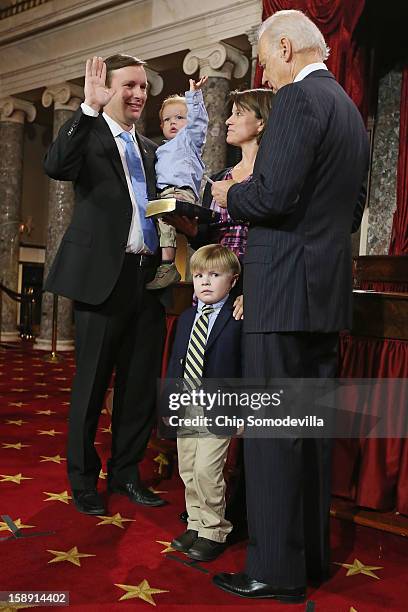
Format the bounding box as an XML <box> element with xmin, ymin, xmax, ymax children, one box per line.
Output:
<box><xmin>34</xmin><ymin>83</ymin><xmax>83</xmax><ymax>351</ymax></box>
<box><xmin>246</xmin><ymin>25</ymin><xmax>260</xmax><ymax>86</ymax></box>
<box><xmin>183</xmin><ymin>43</ymin><xmax>249</xmax><ymax>175</ymax></box>
<box><xmin>366</xmin><ymin>68</ymin><xmax>402</xmax><ymax>255</ymax></box>
<box><xmin>136</xmin><ymin>68</ymin><xmax>164</xmax><ymax>135</ymax></box>
<box><xmin>0</xmin><ymin>97</ymin><xmax>36</xmax><ymax>342</ymax></box>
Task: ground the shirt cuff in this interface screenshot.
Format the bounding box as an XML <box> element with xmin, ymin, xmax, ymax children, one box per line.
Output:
<box><xmin>185</xmin><ymin>89</ymin><xmax>203</xmax><ymax>104</ymax></box>
<box><xmin>81</xmin><ymin>102</ymin><xmax>99</xmax><ymax>117</ymax></box>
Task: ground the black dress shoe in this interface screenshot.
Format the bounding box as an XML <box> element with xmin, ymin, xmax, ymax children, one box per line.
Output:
<box><xmin>108</xmin><ymin>480</ymin><xmax>166</xmax><ymax>507</ymax></box>
<box><xmin>212</xmin><ymin>572</ymin><xmax>306</xmax><ymax>602</ymax></box>
<box><xmin>179</xmin><ymin>510</ymin><xmax>188</xmax><ymax>523</ymax></box>
<box><xmin>72</xmin><ymin>489</ymin><xmax>105</xmax><ymax>515</ymax></box>
<box><xmin>187</xmin><ymin>537</ymin><xmax>227</xmax><ymax>561</ymax></box>
<box><xmin>171</xmin><ymin>529</ymin><xmax>198</xmax><ymax>552</ymax></box>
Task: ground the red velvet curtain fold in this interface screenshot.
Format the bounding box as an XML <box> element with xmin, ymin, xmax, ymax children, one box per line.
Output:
<box><xmin>333</xmin><ymin>334</ymin><xmax>408</xmax><ymax>516</ymax></box>
<box><xmin>389</xmin><ymin>66</ymin><xmax>408</xmax><ymax>256</ymax></box>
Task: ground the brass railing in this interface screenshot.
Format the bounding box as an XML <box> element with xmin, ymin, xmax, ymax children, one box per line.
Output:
<box><xmin>0</xmin><ymin>0</ymin><xmax>49</xmax><ymax>20</ymax></box>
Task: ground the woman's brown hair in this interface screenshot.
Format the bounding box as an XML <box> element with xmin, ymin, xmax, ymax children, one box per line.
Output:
<box><xmin>229</xmin><ymin>88</ymin><xmax>274</xmax><ymax>143</ymax></box>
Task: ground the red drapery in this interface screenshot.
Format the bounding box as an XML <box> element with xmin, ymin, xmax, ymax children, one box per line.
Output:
<box><xmin>333</xmin><ymin>334</ymin><xmax>408</xmax><ymax>516</ymax></box>
<box><xmin>389</xmin><ymin>66</ymin><xmax>408</xmax><ymax>255</ymax></box>
<box><xmin>256</xmin><ymin>1</ymin><xmax>368</xmax><ymax>118</ymax></box>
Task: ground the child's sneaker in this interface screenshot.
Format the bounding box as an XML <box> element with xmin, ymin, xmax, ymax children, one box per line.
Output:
<box><xmin>146</xmin><ymin>262</ymin><xmax>181</xmax><ymax>290</ymax></box>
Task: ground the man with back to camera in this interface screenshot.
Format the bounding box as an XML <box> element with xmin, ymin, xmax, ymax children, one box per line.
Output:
<box><xmin>210</xmin><ymin>10</ymin><xmax>369</xmax><ymax>602</ymax></box>
<box><xmin>44</xmin><ymin>55</ymin><xmax>166</xmax><ymax>515</ymax></box>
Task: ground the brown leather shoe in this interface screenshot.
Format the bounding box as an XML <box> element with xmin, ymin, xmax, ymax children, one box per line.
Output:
<box><xmin>171</xmin><ymin>529</ymin><xmax>198</xmax><ymax>552</ymax></box>
<box><xmin>187</xmin><ymin>536</ymin><xmax>227</xmax><ymax>561</ymax></box>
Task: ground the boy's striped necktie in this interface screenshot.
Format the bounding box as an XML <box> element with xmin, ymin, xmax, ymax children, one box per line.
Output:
<box><xmin>183</xmin><ymin>304</ymin><xmax>214</xmax><ymax>392</ymax></box>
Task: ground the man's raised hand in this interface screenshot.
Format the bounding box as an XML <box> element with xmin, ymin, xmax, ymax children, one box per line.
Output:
<box><xmin>84</xmin><ymin>56</ymin><xmax>115</xmax><ymax>112</ymax></box>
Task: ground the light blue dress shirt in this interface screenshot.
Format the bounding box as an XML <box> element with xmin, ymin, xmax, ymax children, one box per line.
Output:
<box><xmin>155</xmin><ymin>89</ymin><xmax>208</xmax><ymax>199</ymax></box>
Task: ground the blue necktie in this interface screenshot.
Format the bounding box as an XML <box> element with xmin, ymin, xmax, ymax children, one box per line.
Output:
<box><xmin>119</xmin><ymin>131</ymin><xmax>158</xmax><ymax>253</ymax></box>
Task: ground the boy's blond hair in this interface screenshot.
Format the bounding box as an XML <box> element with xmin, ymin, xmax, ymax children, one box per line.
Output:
<box><xmin>159</xmin><ymin>95</ymin><xmax>187</xmax><ymax>122</ymax></box>
<box><xmin>190</xmin><ymin>244</ymin><xmax>241</xmax><ymax>276</ymax></box>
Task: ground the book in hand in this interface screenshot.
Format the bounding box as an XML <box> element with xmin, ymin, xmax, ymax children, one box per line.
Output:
<box><xmin>145</xmin><ymin>198</ymin><xmax>220</xmax><ymax>224</ymax></box>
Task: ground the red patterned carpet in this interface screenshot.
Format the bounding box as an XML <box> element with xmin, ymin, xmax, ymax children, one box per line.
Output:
<box><xmin>0</xmin><ymin>343</ymin><xmax>407</xmax><ymax>611</ymax></box>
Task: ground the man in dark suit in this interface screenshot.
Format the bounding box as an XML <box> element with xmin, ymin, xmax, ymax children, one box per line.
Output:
<box><xmin>211</xmin><ymin>10</ymin><xmax>369</xmax><ymax>602</ymax></box>
<box><xmin>44</xmin><ymin>55</ymin><xmax>166</xmax><ymax>515</ymax></box>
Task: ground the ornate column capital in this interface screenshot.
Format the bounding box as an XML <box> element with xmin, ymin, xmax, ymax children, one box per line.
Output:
<box><xmin>42</xmin><ymin>82</ymin><xmax>84</xmax><ymax>111</ymax></box>
<box><xmin>246</xmin><ymin>24</ymin><xmax>260</xmax><ymax>59</ymax></box>
<box><xmin>0</xmin><ymin>97</ymin><xmax>36</xmax><ymax>124</ymax></box>
<box><xmin>145</xmin><ymin>67</ymin><xmax>163</xmax><ymax>96</ymax></box>
<box><xmin>183</xmin><ymin>42</ymin><xmax>249</xmax><ymax>80</ymax></box>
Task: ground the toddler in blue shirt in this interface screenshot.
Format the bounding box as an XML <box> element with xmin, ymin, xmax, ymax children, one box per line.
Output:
<box><xmin>146</xmin><ymin>77</ymin><xmax>208</xmax><ymax>290</ymax></box>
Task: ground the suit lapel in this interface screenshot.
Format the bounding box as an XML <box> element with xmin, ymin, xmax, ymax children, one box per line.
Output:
<box><xmin>93</xmin><ymin>116</ymin><xmax>129</xmax><ymax>191</ymax></box>
<box><xmin>205</xmin><ymin>300</ymin><xmax>233</xmax><ymax>353</ymax></box>
<box><xmin>92</xmin><ymin>119</ymin><xmax>157</xmax><ymax>201</ymax></box>
<box><xmin>180</xmin><ymin>308</ymin><xmax>197</xmax><ymax>362</ymax></box>
<box><xmin>136</xmin><ymin>133</ymin><xmax>157</xmax><ymax>200</ymax></box>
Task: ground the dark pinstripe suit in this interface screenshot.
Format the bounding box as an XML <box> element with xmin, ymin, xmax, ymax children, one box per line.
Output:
<box><xmin>227</xmin><ymin>70</ymin><xmax>369</xmax><ymax>587</ymax></box>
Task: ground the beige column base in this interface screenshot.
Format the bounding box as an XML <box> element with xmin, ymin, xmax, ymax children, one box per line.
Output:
<box><xmin>0</xmin><ymin>331</ymin><xmax>21</xmax><ymax>342</ymax></box>
<box><xmin>33</xmin><ymin>337</ymin><xmax>75</xmax><ymax>351</ymax></box>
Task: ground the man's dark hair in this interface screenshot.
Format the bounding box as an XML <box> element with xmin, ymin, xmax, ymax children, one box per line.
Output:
<box><xmin>104</xmin><ymin>54</ymin><xmax>146</xmax><ymax>86</ymax></box>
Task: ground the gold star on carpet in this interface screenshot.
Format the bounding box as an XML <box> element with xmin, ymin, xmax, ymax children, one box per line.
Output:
<box><xmin>58</xmin><ymin>388</ymin><xmax>71</xmax><ymax>392</ymax></box>
<box><xmin>40</xmin><ymin>455</ymin><xmax>66</xmax><ymax>464</ymax></box>
<box><xmin>96</xmin><ymin>513</ymin><xmax>135</xmax><ymax>528</ymax></box>
<box><xmin>47</xmin><ymin>546</ymin><xmax>95</xmax><ymax>567</ymax></box>
<box><xmin>0</xmin><ymin>518</ymin><xmax>35</xmax><ymax>532</ymax></box>
<box><xmin>12</xmin><ymin>377</ymin><xmax>24</xmax><ymax>381</ymax></box>
<box><xmin>13</xmin><ymin>367</ymin><xmax>24</xmax><ymax>371</ymax></box>
<box><xmin>35</xmin><ymin>382</ymin><xmax>47</xmax><ymax>386</ymax></box>
<box><xmin>35</xmin><ymin>394</ymin><xmax>49</xmax><ymax>398</ymax></box>
<box><xmin>115</xmin><ymin>580</ymin><xmax>169</xmax><ymax>605</ymax></box>
<box><xmin>10</xmin><ymin>388</ymin><xmax>27</xmax><ymax>392</ymax></box>
<box><xmin>101</xmin><ymin>406</ymin><xmax>112</xmax><ymax>416</ymax></box>
<box><xmin>38</xmin><ymin>429</ymin><xmax>62</xmax><ymax>436</ymax></box>
<box><xmin>2</xmin><ymin>442</ymin><xmax>30</xmax><ymax>450</ymax></box>
<box><xmin>153</xmin><ymin>453</ymin><xmax>169</xmax><ymax>475</ymax></box>
<box><xmin>55</xmin><ymin>377</ymin><xmax>67</xmax><ymax>380</ymax></box>
<box><xmin>34</xmin><ymin>371</ymin><xmax>45</xmax><ymax>375</ymax></box>
<box><xmin>156</xmin><ymin>540</ymin><xmax>175</xmax><ymax>553</ymax></box>
<box><xmin>99</xmin><ymin>470</ymin><xmax>107</xmax><ymax>480</ymax></box>
<box><xmin>43</xmin><ymin>490</ymin><xmax>72</xmax><ymax>504</ymax></box>
<box><xmin>101</xmin><ymin>424</ymin><xmax>112</xmax><ymax>434</ymax></box>
<box><xmin>0</xmin><ymin>473</ymin><xmax>32</xmax><ymax>484</ymax></box>
<box><xmin>5</xmin><ymin>419</ymin><xmax>26</xmax><ymax>426</ymax></box>
<box><xmin>333</xmin><ymin>558</ymin><xmax>383</xmax><ymax>579</ymax></box>
<box><xmin>53</xmin><ymin>368</ymin><xmax>63</xmax><ymax>371</ymax></box>
<box><xmin>350</xmin><ymin>608</ymin><xmax>358</xmax><ymax>612</ymax></box>
<box><xmin>8</xmin><ymin>402</ymin><xmax>25</xmax><ymax>407</ymax></box>
<box><xmin>36</xmin><ymin>410</ymin><xmax>56</xmax><ymax>415</ymax></box>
